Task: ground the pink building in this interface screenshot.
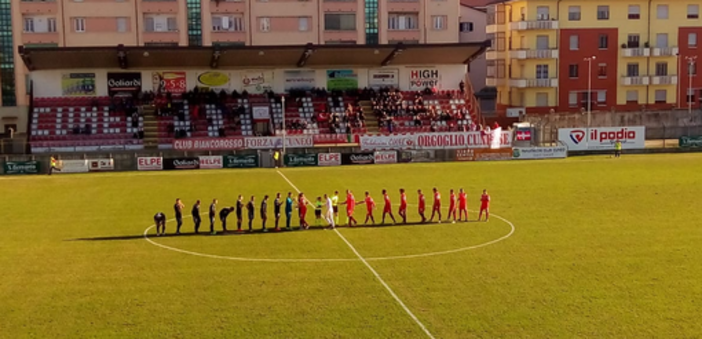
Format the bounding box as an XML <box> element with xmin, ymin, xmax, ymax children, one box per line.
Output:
<box><xmin>1</xmin><ymin>0</ymin><xmax>464</xmax><ymax>107</ymax></box>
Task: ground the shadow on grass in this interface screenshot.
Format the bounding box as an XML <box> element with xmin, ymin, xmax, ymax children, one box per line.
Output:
<box><xmin>68</xmin><ymin>219</ymin><xmax>486</xmax><ymax>242</ymax></box>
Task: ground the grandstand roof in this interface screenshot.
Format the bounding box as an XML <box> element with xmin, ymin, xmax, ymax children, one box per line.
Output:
<box><xmin>18</xmin><ymin>42</ymin><xmax>490</xmax><ymax>71</ymax></box>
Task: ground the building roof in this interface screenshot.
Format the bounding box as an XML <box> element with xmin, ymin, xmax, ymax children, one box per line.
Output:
<box><xmin>460</xmin><ymin>0</ymin><xmax>495</xmax><ymax>8</ymax></box>
<box><xmin>18</xmin><ymin>42</ymin><xmax>490</xmax><ymax>71</ymax></box>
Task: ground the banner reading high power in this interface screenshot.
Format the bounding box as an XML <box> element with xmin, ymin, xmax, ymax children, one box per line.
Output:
<box><xmin>241</xmin><ymin>71</ymin><xmax>273</xmax><ymax>94</ymax></box>
<box><xmin>558</xmin><ymin>126</ymin><xmax>645</xmax><ymax>151</ymax></box>
<box><xmin>107</xmin><ymin>72</ymin><xmax>142</xmax><ymax>95</ymax></box>
<box><xmin>326</xmin><ymin>69</ymin><xmax>358</xmax><ymax>91</ymax></box>
<box><xmin>368</xmin><ymin>69</ymin><xmax>399</xmax><ymax>89</ymax></box>
<box><xmin>152</xmin><ymin>72</ymin><xmax>187</xmax><ymax>94</ymax></box>
<box><xmin>408</xmin><ymin>67</ymin><xmax>440</xmax><ymax>91</ymax></box>
<box><xmin>196</xmin><ymin>71</ymin><xmax>231</xmax><ymax>90</ymax></box>
<box><xmin>62</xmin><ymin>73</ymin><xmax>96</xmax><ymax>96</ymax></box>
<box><xmin>359</xmin><ymin>131</ymin><xmax>513</xmax><ymax>150</ymax></box>
<box><xmin>284</xmin><ymin>70</ymin><xmax>316</xmax><ymax>91</ymax></box>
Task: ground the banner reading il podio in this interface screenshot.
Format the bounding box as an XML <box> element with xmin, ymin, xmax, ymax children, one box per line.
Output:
<box><xmin>284</xmin><ymin>153</ymin><xmax>318</xmax><ymax>167</ymax></box>
<box><xmin>198</xmin><ymin>156</ymin><xmax>223</xmax><ymax>169</ymax></box>
<box><xmin>374</xmin><ymin>151</ymin><xmax>398</xmax><ymax>164</ymax></box>
<box><xmin>242</xmin><ymin>71</ymin><xmax>273</xmax><ymax>94</ymax></box>
<box><xmin>164</xmin><ymin>158</ymin><xmax>200</xmax><ymax>170</ymax></box>
<box><xmin>62</xmin><ymin>73</ymin><xmax>96</xmax><ymax>97</ymax></box>
<box><xmin>225</xmin><ymin>154</ymin><xmax>259</xmax><ymax>168</ymax></box>
<box><xmin>558</xmin><ymin>126</ymin><xmax>645</xmax><ymax>151</ymax></box>
<box><xmin>341</xmin><ymin>152</ymin><xmax>375</xmax><ymax>165</ymax></box>
<box><xmin>137</xmin><ymin>157</ymin><xmax>163</xmax><ymax>171</ymax></box>
<box><xmin>284</xmin><ymin>70</ymin><xmax>316</xmax><ymax>91</ymax></box>
<box><xmin>152</xmin><ymin>72</ymin><xmax>187</xmax><ymax>94</ymax></box>
<box><xmin>107</xmin><ymin>73</ymin><xmax>142</xmax><ymax>96</ymax></box>
<box><xmin>318</xmin><ymin>153</ymin><xmax>342</xmax><ymax>166</ymax></box>
<box><xmin>3</xmin><ymin>161</ymin><xmax>41</xmax><ymax>175</ymax></box>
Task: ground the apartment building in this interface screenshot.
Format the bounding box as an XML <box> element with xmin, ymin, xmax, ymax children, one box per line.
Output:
<box><xmin>1</xmin><ymin>0</ymin><xmax>463</xmax><ymax>107</ymax></box>
<box><xmin>485</xmin><ymin>0</ymin><xmax>702</xmax><ymax>114</ymax></box>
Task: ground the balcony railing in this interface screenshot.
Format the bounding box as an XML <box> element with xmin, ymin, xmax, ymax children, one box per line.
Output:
<box><xmin>622</xmin><ymin>47</ymin><xmax>650</xmax><ymax>57</ymax></box>
<box><xmin>509</xmin><ymin>20</ymin><xmax>558</xmax><ymax>31</ymax></box>
<box><xmin>509</xmin><ymin>49</ymin><xmax>558</xmax><ymax>59</ymax></box>
<box><xmin>651</xmin><ymin>75</ymin><xmax>678</xmax><ymax>85</ymax></box>
<box><xmin>485</xmin><ymin>50</ymin><xmax>505</xmax><ymax>60</ymax></box>
<box><xmin>509</xmin><ymin>78</ymin><xmax>558</xmax><ymax>88</ymax></box>
<box><xmin>621</xmin><ymin>76</ymin><xmax>650</xmax><ymax>85</ymax></box>
<box><xmin>486</xmin><ymin>78</ymin><xmax>506</xmax><ymax>87</ymax></box>
<box><xmin>652</xmin><ymin>47</ymin><xmax>679</xmax><ymax>57</ymax></box>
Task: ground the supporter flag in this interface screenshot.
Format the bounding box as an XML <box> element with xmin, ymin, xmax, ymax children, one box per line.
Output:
<box><xmin>490</xmin><ymin>127</ymin><xmax>502</xmax><ymax>149</ymax></box>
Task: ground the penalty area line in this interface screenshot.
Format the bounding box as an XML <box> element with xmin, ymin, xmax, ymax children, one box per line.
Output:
<box><xmin>275</xmin><ymin>170</ymin><xmax>436</xmax><ymax>339</ymax></box>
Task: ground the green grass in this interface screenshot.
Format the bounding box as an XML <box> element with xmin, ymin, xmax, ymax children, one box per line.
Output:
<box><xmin>2</xmin><ymin>154</ymin><xmax>702</xmax><ymax>338</ymax></box>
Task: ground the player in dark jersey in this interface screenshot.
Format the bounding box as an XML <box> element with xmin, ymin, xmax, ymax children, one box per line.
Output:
<box><xmin>219</xmin><ymin>206</ymin><xmax>234</xmax><ymax>232</ymax></box>
<box><xmin>260</xmin><ymin>195</ymin><xmax>269</xmax><ymax>233</ymax></box>
<box><xmin>192</xmin><ymin>200</ymin><xmax>201</xmax><ymax>234</ymax></box>
<box><xmin>154</xmin><ymin>212</ymin><xmax>166</xmax><ymax>236</ymax></box>
<box><xmin>174</xmin><ymin>198</ymin><xmax>184</xmax><ymax>234</ymax></box>
<box><xmin>235</xmin><ymin>195</ymin><xmax>244</xmax><ymax>232</ymax></box>
<box><xmin>273</xmin><ymin>193</ymin><xmax>282</xmax><ymax>231</ymax></box>
<box><xmin>209</xmin><ymin>199</ymin><xmax>218</xmax><ymax>234</ymax></box>
<box><xmin>247</xmin><ymin>196</ymin><xmax>256</xmax><ymax>232</ymax></box>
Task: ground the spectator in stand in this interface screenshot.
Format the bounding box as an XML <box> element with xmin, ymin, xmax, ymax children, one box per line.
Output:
<box><xmin>459</xmin><ymin>80</ymin><xmax>465</xmax><ymax>94</ymax></box>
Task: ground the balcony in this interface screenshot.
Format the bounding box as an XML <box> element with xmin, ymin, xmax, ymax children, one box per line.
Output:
<box><xmin>651</xmin><ymin>75</ymin><xmax>678</xmax><ymax>85</ymax></box>
<box><xmin>509</xmin><ymin>78</ymin><xmax>558</xmax><ymax>88</ymax></box>
<box><xmin>20</xmin><ymin>1</ymin><xmax>57</xmax><ymax>15</ymax></box>
<box><xmin>622</xmin><ymin>47</ymin><xmax>650</xmax><ymax>57</ymax></box>
<box><xmin>509</xmin><ymin>49</ymin><xmax>558</xmax><ymax>59</ymax></box>
<box><xmin>652</xmin><ymin>47</ymin><xmax>679</xmax><ymax>57</ymax></box>
<box><xmin>143</xmin><ymin>31</ymin><xmax>180</xmax><ymax>44</ymax></box>
<box><xmin>486</xmin><ymin>23</ymin><xmax>505</xmax><ymax>34</ymax></box>
<box><xmin>509</xmin><ymin>20</ymin><xmax>558</xmax><ymax>31</ymax></box>
<box><xmin>621</xmin><ymin>76</ymin><xmax>650</xmax><ymax>86</ymax></box>
<box><xmin>485</xmin><ymin>50</ymin><xmax>505</xmax><ymax>60</ymax></box>
<box><xmin>22</xmin><ymin>31</ymin><xmax>59</xmax><ymax>45</ymax></box>
<box><xmin>486</xmin><ymin>77</ymin><xmax>506</xmax><ymax>87</ymax></box>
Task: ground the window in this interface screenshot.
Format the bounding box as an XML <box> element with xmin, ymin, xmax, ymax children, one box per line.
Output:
<box><xmin>116</xmin><ymin>17</ymin><xmax>127</xmax><ymax>32</ymax></box>
<box><xmin>597</xmin><ymin>6</ymin><xmax>609</xmax><ymax>20</ymax></box>
<box><xmin>212</xmin><ymin>15</ymin><xmax>244</xmax><ymax>32</ymax></box>
<box><xmin>325</xmin><ymin>13</ymin><xmax>356</xmax><ymax>30</ymax></box>
<box><xmin>628</xmin><ymin>5</ymin><xmax>640</xmax><ymax>19</ymax></box>
<box><xmin>655</xmin><ymin>62</ymin><xmax>668</xmax><ymax>76</ymax></box>
<box><xmin>388</xmin><ymin>13</ymin><xmax>418</xmax><ymax>30</ymax></box>
<box><xmin>627</xmin><ymin>63</ymin><xmax>639</xmax><ymax>77</ymax></box>
<box><xmin>598</xmin><ymin>64</ymin><xmax>607</xmax><ymax>78</ymax></box>
<box><xmin>688</xmin><ymin>5</ymin><xmax>700</xmax><ymax>19</ymax></box>
<box><xmin>459</xmin><ymin>22</ymin><xmax>473</xmax><ymax>32</ymax></box>
<box><xmin>48</xmin><ymin>18</ymin><xmax>56</xmax><ymax>32</ymax></box>
<box><xmin>597</xmin><ymin>91</ymin><xmax>606</xmax><ymax>103</ymax></box>
<box><xmin>657</xmin><ymin>5</ymin><xmax>668</xmax><ymax>19</ymax></box>
<box><xmin>689</xmin><ymin>62</ymin><xmax>698</xmax><ymax>75</ymax></box>
<box><xmin>432</xmin><ymin>16</ymin><xmax>446</xmax><ymax>30</ymax></box>
<box><xmin>259</xmin><ymin>17</ymin><xmax>270</xmax><ymax>32</ymax></box>
<box><xmin>569</xmin><ymin>91</ymin><xmax>578</xmax><ymax>107</ymax></box>
<box><xmin>654</xmin><ymin>89</ymin><xmax>667</xmax><ymax>103</ymax></box>
<box><xmin>535</xmin><ymin>93</ymin><xmax>548</xmax><ymax>107</ymax></box>
<box><xmin>626</xmin><ymin>90</ymin><xmax>638</xmax><ymax>103</ymax></box>
<box><xmin>536</xmin><ymin>35</ymin><xmax>549</xmax><ymax>50</ymax></box>
<box><xmin>74</xmin><ymin>17</ymin><xmax>85</xmax><ymax>32</ymax></box>
<box><xmin>166</xmin><ymin>17</ymin><xmax>177</xmax><ymax>31</ymax></box>
<box><xmin>627</xmin><ymin>34</ymin><xmax>640</xmax><ymax>48</ymax></box>
<box><xmin>23</xmin><ymin>18</ymin><xmax>34</xmax><ymax>33</ymax></box>
<box><xmin>536</xmin><ymin>6</ymin><xmax>549</xmax><ymax>20</ymax></box>
<box><xmin>599</xmin><ymin>34</ymin><xmax>608</xmax><ymax>49</ymax></box>
<box><xmin>536</xmin><ymin>65</ymin><xmax>548</xmax><ymax>79</ymax></box>
<box><xmin>655</xmin><ymin>33</ymin><xmax>668</xmax><ymax>48</ymax></box>
<box><xmin>569</xmin><ymin>35</ymin><xmax>579</xmax><ymax>50</ymax></box>
<box><xmin>299</xmin><ymin>17</ymin><xmax>309</xmax><ymax>31</ymax></box>
<box><xmin>568</xmin><ymin>6</ymin><xmax>580</xmax><ymax>21</ymax></box>
<box><xmin>568</xmin><ymin>64</ymin><xmax>578</xmax><ymax>78</ymax></box>
<box><xmin>689</xmin><ymin>33</ymin><xmax>698</xmax><ymax>48</ymax></box>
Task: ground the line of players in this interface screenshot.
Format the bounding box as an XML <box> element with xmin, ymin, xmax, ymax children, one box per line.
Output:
<box><xmin>152</xmin><ymin>188</ymin><xmax>491</xmax><ymax>236</ymax></box>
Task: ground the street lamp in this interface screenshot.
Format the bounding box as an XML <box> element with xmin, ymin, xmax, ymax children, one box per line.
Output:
<box><xmin>584</xmin><ymin>56</ymin><xmax>597</xmax><ymax>128</ymax></box>
<box><xmin>685</xmin><ymin>56</ymin><xmax>697</xmax><ymax>115</ymax></box>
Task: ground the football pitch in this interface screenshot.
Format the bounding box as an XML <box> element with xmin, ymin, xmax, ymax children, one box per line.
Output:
<box><xmin>2</xmin><ymin>154</ymin><xmax>702</xmax><ymax>338</ymax></box>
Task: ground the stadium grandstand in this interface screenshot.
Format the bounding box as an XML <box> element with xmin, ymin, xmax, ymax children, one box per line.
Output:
<box><xmin>19</xmin><ymin>42</ymin><xmax>488</xmax><ymax>153</ymax></box>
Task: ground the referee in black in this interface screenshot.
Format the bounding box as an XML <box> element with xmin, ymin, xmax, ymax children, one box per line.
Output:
<box><xmin>192</xmin><ymin>200</ymin><xmax>202</xmax><ymax>234</ymax></box>
<box><xmin>236</xmin><ymin>195</ymin><xmax>244</xmax><ymax>232</ymax></box>
<box><xmin>273</xmin><ymin>193</ymin><xmax>282</xmax><ymax>231</ymax></box>
<box><xmin>209</xmin><ymin>199</ymin><xmax>217</xmax><ymax>235</ymax></box>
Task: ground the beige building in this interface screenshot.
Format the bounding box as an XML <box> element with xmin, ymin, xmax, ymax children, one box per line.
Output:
<box><xmin>1</xmin><ymin>0</ymin><xmax>464</xmax><ymax>108</ymax></box>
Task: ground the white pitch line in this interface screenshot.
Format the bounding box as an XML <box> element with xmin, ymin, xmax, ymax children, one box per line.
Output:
<box><xmin>276</xmin><ymin>169</ymin><xmax>436</xmax><ymax>339</ymax></box>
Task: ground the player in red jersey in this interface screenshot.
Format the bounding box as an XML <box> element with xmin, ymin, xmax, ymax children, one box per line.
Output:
<box><xmin>458</xmin><ymin>188</ymin><xmax>468</xmax><ymax>222</ymax></box>
<box><xmin>398</xmin><ymin>188</ymin><xmax>408</xmax><ymax>224</ymax></box>
<box><xmin>363</xmin><ymin>191</ymin><xmax>376</xmax><ymax>225</ymax></box>
<box><xmin>381</xmin><ymin>189</ymin><xmax>396</xmax><ymax>225</ymax></box>
<box><xmin>429</xmin><ymin>187</ymin><xmax>442</xmax><ymax>223</ymax></box>
<box><xmin>478</xmin><ymin>189</ymin><xmax>490</xmax><ymax>222</ymax></box>
<box><xmin>340</xmin><ymin>189</ymin><xmax>358</xmax><ymax>227</ymax></box>
<box><xmin>298</xmin><ymin>192</ymin><xmax>309</xmax><ymax>229</ymax></box>
<box><xmin>448</xmin><ymin>189</ymin><xmax>457</xmax><ymax>223</ymax></box>
<box><xmin>417</xmin><ymin>189</ymin><xmax>426</xmax><ymax>223</ymax></box>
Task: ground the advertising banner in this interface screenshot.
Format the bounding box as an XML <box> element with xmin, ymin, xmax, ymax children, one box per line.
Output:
<box><xmin>107</xmin><ymin>72</ymin><xmax>142</xmax><ymax>95</ymax></box>
<box><xmin>152</xmin><ymin>72</ymin><xmax>187</xmax><ymax>94</ymax></box>
<box><xmin>359</xmin><ymin>134</ymin><xmax>415</xmax><ymax>150</ymax></box>
<box><xmin>679</xmin><ymin>136</ymin><xmax>702</xmax><ymax>148</ymax></box>
<box><xmin>313</xmin><ymin>134</ymin><xmax>350</xmax><ymax>145</ymax></box>
<box><xmin>3</xmin><ymin>161</ymin><xmax>41</xmax><ymax>175</ymax></box>
<box><xmin>408</xmin><ymin>67</ymin><xmax>440</xmax><ymax>91</ymax></box>
<box><xmin>455</xmin><ymin>149</ymin><xmax>512</xmax><ymax>161</ymax></box>
<box><xmin>173</xmin><ymin>137</ymin><xmax>245</xmax><ymax>151</ymax></box>
<box><xmin>62</xmin><ymin>73</ymin><xmax>96</xmax><ymax>96</ymax></box>
<box><xmin>360</xmin><ymin>131</ymin><xmax>513</xmax><ymax>150</ymax></box>
<box><xmin>515</xmin><ymin>128</ymin><xmax>532</xmax><ymax>142</ymax></box>
<box><xmin>374</xmin><ymin>151</ymin><xmax>398</xmax><ymax>164</ymax></box>
<box><xmin>512</xmin><ymin>146</ymin><xmax>567</xmax><ymax>160</ymax></box>
<box><xmin>242</xmin><ymin>71</ymin><xmax>273</xmax><ymax>94</ymax></box>
<box><xmin>224</xmin><ymin>154</ymin><xmax>259</xmax><ymax>168</ymax></box>
<box><xmin>88</xmin><ymin>159</ymin><xmax>114</xmax><ymax>171</ymax></box>
<box><xmin>284</xmin><ymin>153</ymin><xmax>318</xmax><ymax>167</ymax></box>
<box><xmin>164</xmin><ymin>158</ymin><xmax>200</xmax><ymax>170</ymax></box>
<box><xmin>137</xmin><ymin>157</ymin><xmax>163</xmax><ymax>171</ymax></box>
<box><xmin>196</xmin><ymin>71</ymin><xmax>230</xmax><ymax>90</ymax></box>
<box><xmin>368</xmin><ymin>69</ymin><xmax>399</xmax><ymax>89</ymax></box>
<box><xmin>252</xmin><ymin>106</ymin><xmax>271</xmax><ymax>120</ymax></box>
<box><xmin>341</xmin><ymin>152</ymin><xmax>375</xmax><ymax>165</ymax></box>
<box><xmin>58</xmin><ymin>160</ymin><xmax>90</xmax><ymax>173</ymax></box>
<box><xmin>318</xmin><ymin>153</ymin><xmax>342</xmax><ymax>166</ymax></box>
<box><xmin>399</xmin><ymin>150</ymin><xmax>435</xmax><ymax>163</ymax></box>
<box><xmin>326</xmin><ymin>69</ymin><xmax>358</xmax><ymax>91</ymax></box>
<box><xmin>284</xmin><ymin>70</ymin><xmax>316</xmax><ymax>91</ymax></box>
<box><xmin>198</xmin><ymin>156</ymin><xmax>223</xmax><ymax>169</ymax></box>
<box><xmin>245</xmin><ymin>136</ymin><xmax>314</xmax><ymax>149</ymax></box>
<box><xmin>558</xmin><ymin>126</ymin><xmax>645</xmax><ymax>151</ymax></box>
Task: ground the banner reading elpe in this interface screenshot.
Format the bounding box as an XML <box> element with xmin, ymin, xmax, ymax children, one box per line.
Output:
<box><xmin>558</xmin><ymin>126</ymin><xmax>645</xmax><ymax>151</ymax></box>
<box><xmin>374</xmin><ymin>151</ymin><xmax>398</xmax><ymax>164</ymax></box>
<box><xmin>137</xmin><ymin>157</ymin><xmax>163</xmax><ymax>171</ymax></box>
<box><xmin>198</xmin><ymin>156</ymin><xmax>223</xmax><ymax>169</ymax></box>
<box><xmin>318</xmin><ymin>153</ymin><xmax>342</xmax><ymax>166</ymax></box>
